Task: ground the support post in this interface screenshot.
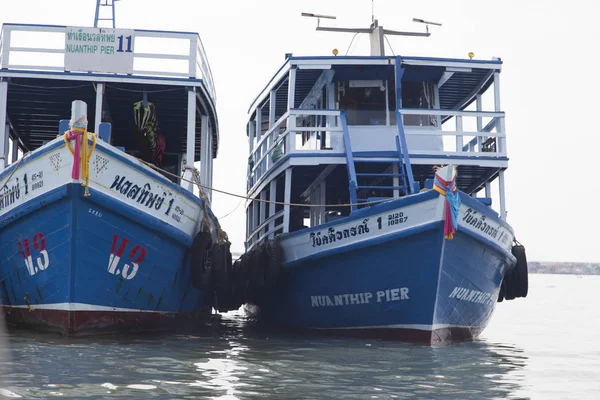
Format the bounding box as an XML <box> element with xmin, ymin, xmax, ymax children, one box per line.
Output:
<box><xmin>94</xmin><ymin>82</ymin><xmax>104</xmax><ymax>135</ymax></box>
<box><xmin>485</xmin><ymin>182</ymin><xmax>491</xmax><ymax>198</ymax></box>
<box><xmin>319</xmin><ymin>180</ymin><xmax>326</xmax><ymax>225</ymax></box>
<box><xmin>11</xmin><ymin>137</ymin><xmax>18</xmax><ymax>163</ymax></box>
<box><xmin>283</xmin><ymin>168</ymin><xmax>292</xmax><ymax>233</ymax></box>
<box><xmin>268</xmin><ymin>180</ymin><xmax>276</xmax><ymax>238</ymax></box>
<box><xmin>498</xmin><ymin>170</ymin><xmax>507</xmax><ymax>220</ymax></box>
<box><xmin>252</xmin><ymin>198</ymin><xmax>259</xmax><ymax>243</ymax></box>
<box><xmin>200</xmin><ymin>115</ymin><xmax>210</xmax><ymax>194</ymax></box>
<box><xmin>326</xmin><ymin>82</ymin><xmax>335</xmax><ymax>148</ymax></box>
<box><xmin>256</xmin><ymin>106</ymin><xmax>262</xmax><ymax>143</ymax></box>
<box><xmin>181</xmin><ymin>87</ymin><xmax>196</xmax><ymax>191</ymax></box>
<box><xmin>3</xmin><ymin>123</ymin><xmax>9</xmax><ymax>167</ymax></box>
<box><xmin>476</xmin><ymin>94</ymin><xmax>483</xmax><ymax>151</ymax></box>
<box><xmin>286</xmin><ymin>67</ymin><xmax>296</xmax><ymax>130</ymax></box>
<box><xmin>493</xmin><ymin>72</ymin><xmax>506</xmax><ymax>154</ymax></box>
<box><xmin>269</xmin><ymin>90</ymin><xmax>276</xmax><ymax>128</ymax></box>
<box><xmin>259</xmin><ymin>189</ymin><xmax>266</xmax><ymax>240</ymax></box>
<box><xmin>0</xmin><ymin>80</ymin><xmax>8</xmax><ymax>171</ymax></box>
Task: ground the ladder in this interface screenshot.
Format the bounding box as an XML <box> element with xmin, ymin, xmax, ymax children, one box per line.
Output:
<box><xmin>340</xmin><ymin>110</ymin><xmax>416</xmax><ymax>212</ymax></box>
<box><xmin>94</xmin><ymin>0</ymin><xmax>120</xmax><ymax>28</ymax></box>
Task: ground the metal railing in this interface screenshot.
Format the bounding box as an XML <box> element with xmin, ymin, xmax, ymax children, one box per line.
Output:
<box><xmin>0</xmin><ymin>24</ymin><xmax>216</xmax><ymax>102</ymax></box>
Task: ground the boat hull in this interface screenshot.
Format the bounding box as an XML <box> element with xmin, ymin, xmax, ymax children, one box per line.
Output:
<box><xmin>0</xmin><ymin>141</ymin><xmax>215</xmax><ymax>335</ymax></box>
<box><xmin>251</xmin><ymin>191</ymin><xmax>516</xmax><ymax>343</ymax></box>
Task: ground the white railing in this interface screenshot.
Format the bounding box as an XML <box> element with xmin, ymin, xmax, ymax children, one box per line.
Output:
<box><xmin>247</xmin><ymin>209</ymin><xmax>285</xmax><ymax>248</ymax></box>
<box><xmin>247</xmin><ymin>108</ymin><xmax>344</xmax><ymax>190</ymax></box>
<box><xmin>247</xmin><ymin>108</ymin><xmax>506</xmax><ymax>191</ymax></box>
<box><xmin>400</xmin><ymin>108</ymin><xmax>505</xmax><ymax>157</ymax></box>
<box><xmin>0</xmin><ymin>24</ymin><xmax>215</xmax><ymax>102</ymax></box>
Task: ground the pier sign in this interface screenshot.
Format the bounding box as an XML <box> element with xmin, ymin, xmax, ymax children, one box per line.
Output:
<box><xmin>64</xmin><ymin>26</ymin><xmax>135</xmax><ymax>74</ymax></box>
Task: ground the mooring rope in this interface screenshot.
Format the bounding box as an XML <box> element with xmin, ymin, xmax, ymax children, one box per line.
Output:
<box><xmin>136</xmin><ymin>158</ymin><xmax>395</xmax><ymax>208</ymax></box>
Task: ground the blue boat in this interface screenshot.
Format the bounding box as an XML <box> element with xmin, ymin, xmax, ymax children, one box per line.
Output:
<box><xmin>238</xmin><ymin>14</ymin><xmax>528</xmax><ymax>343</ymax></box>
<box><xmin>0</xmin><ymin>1</ymin><xmax>228</xmax><ymax>335</ymax></box>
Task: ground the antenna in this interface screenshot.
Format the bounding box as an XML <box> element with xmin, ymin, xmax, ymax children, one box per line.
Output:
<box><xmin>94</xmin><ymin>0</ymin><xmax>121</xmax><ymax>29</ymax></box>
<box><xmin>412</xmin><ymin>18</ymin><xmax>442</xmax><ymax>34</ymax></box>
<box><xmin>302</xmin><ymin>10</ymin><xmax>435</xmax><ymax>56</ymax></box>
<box><xmin>301</xmin><ymin>12</ymin><xmax>336</xmax><ymax>28</ymax></box>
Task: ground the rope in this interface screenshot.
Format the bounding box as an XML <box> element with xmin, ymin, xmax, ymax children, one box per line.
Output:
<box><xmin>137</xmin><ymin>158</ymin><xmax>395</xmax><ymax>208</ymax></box>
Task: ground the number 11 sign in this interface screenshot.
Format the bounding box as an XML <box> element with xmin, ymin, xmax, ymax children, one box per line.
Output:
<box><xmin>64</xmin><ymin>26</ymin><xmax>135</xmax><ymax>74</ymax></box>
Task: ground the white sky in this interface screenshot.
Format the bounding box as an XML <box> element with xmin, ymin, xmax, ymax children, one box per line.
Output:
<box><xmin>1</xmin><ymin>0</ymin><xmax>598</xmax><ymax>263</ymax></box>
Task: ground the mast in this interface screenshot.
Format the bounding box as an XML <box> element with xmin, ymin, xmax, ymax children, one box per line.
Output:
<box><xmin>302</xmin><ymin>5</ymin><xmax>440</xmax><ymax>56</ymax></box>
<box><xmin>94</xmin><ymin>0</ymin><xmax>120</xmax><ymax>29</ymax></box>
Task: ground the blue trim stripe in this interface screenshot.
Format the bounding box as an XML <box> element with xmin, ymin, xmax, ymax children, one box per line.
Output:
<box><xmin>82</xmin><ymin>185</ymin><xmax>193</xmax><ymax>247</ymax></box>
<box><xmin>0</xmin><ymin>185</ymin><xmax>69</xmax><ymax>230</ymax></box>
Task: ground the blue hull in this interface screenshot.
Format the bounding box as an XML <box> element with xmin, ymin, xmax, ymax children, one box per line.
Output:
<box><xmin>252</xmin><ymin>194</ymin><xmax>516</xmax><ymax>343</ymax></box>
<box><xmin>0</xmin><ymin>183</ymin><xmax>211</xmax><ymax>335</ymax></box>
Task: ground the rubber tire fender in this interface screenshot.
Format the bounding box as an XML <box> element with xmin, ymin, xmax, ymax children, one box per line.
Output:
<box><xmin>190</xmin><ymin>231</ymin><xmax>213</xmax><ymax>290</ymax></box>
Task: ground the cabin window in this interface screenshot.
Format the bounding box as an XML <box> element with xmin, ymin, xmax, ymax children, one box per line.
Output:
<box><xmin>399</xmin><ymin>81</ymin><xmax>437</xmax><ymax>127</ymax></box>
<box><xmin>338</xmin><ymin>80</ymin><xmax>387</xmax><ymax>126</ymax></box>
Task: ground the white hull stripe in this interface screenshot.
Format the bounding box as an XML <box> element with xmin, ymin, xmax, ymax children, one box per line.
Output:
<box><xmin>2</xmin><ymin>303</ymin><xmax>173</xmax><ymax>313</ymax></box>
<box><xmin>311</xmin><ymin>323</ymin><xmax>478</xmax><ymax>331</ymax></box>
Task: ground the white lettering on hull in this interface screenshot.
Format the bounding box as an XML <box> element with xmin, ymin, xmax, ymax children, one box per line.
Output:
<box><xmin>448</xmin><ymin>286</ymin><xmax>492</xmax><ymax>304</ymax></box>
<box><xmin>311</xmin><ymin>288</ymin><xmax>409</xmax><ymax>307</ymax></box>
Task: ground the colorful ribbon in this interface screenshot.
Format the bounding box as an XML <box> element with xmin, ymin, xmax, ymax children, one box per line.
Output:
<box><xmin>433</xmin><ymin>171</ymin><xmax>461</xmax><ymax>239</ymax></box>
<box><xmin>64</xmin><ymin>128</ymin><xmax>97</xmax><ymax>196</ymax></box>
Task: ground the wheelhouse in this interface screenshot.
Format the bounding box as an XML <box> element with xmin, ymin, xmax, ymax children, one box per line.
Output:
<box><xmin>244</xmin><ymin>54</ymin><xmax>507</xmax><ymax>249</ymax></box>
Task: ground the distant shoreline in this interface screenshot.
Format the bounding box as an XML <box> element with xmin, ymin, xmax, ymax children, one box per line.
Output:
<box><xmin>528</xmin><ymin>261</ymin><xmax>600</xmax><ymax>275</ymax></box>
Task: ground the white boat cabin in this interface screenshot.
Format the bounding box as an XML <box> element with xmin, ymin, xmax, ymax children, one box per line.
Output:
<box><xmin>0</xmin><ymin>22</ymin><xmax>218</xmax><ymax>199</ymax></box>
<box><xmin>244</xmin><ymin>53</ymin><xmax>508</xmax><ymax>250</ymax></box>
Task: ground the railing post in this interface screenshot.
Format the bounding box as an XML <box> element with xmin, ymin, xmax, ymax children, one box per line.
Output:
<box><xmin>1</xmin><ymin>28</ymin><xmax>10</xmax><ymax>68</ymax></box>
<box><xmin>189</xmin><ymin>35</ymin><xmax>198</xmax><ymax>78</ymax></box>
<box><xmin>455</xmin><ymin>115</ymin><xmax>463</xmax><ymax>152</ymax></box>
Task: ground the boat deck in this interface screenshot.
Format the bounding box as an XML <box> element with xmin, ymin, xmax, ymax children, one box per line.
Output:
<box><xmin>0</xmin><ymin>23</ymin><xmax>218</xmax><ymax>160</ymax></box>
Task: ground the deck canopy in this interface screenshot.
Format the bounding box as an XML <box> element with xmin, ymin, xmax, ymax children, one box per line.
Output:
<box><xmin>3</xmin><ymin>76</ymin><xmax>216</xmax><ymax>160</ymax></box>
<box><xmin>248</xmin><ymin>55</ymin><xmax>501</xmax><ymax>122</ymax></box>
<box><xmin>0</xmin><ymin>23</ymin><xmax>219</xmax><ymax>161</ymax></box>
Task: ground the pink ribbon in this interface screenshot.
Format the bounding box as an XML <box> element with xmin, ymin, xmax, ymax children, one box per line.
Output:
<box><xmin>66</xmin><ymin>129</ymin><xmax>82</xmax><ymax>179</ymax></box>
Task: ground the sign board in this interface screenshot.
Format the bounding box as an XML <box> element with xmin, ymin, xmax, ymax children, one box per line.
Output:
<box><xmin>64</xmin><ymin>26</ymin><xmax>135</xmax><ymax>74</ymax></box>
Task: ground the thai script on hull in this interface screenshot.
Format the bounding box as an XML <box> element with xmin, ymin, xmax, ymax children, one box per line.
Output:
<box><xmin>310</xmin><ymin>219</ymin><xmax>370</xmax><ymax>247</ymax></box>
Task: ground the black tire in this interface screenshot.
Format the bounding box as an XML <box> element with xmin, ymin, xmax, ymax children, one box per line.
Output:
<box><xmin>265</xmin><ymin>238</ymin><xmax>283</xmax><ymax>289</ymax></box>
<box><xmin>503</xmin><ymin>266</ymin><xmax>517</xmax><ymax>301</ymax></box>
<box><xmin>512</xmin><ymin>244</ymin><xmax>529</xmax><ymax>298</ymax></box>
<box><xmin>190</xmin><ymin>231</ymin><xmax>213</xmax><ymax>289</ymax></box>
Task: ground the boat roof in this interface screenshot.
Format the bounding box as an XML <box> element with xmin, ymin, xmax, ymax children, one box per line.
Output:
<box><xmin>0</xmin><ymin>23</ymin><xmax>219</xmax><ymax>159</ymax></box>
<box><xmin>247</xmin><ymin>55</ymin><xmax>502</xmax><ymax>121</ymax></box>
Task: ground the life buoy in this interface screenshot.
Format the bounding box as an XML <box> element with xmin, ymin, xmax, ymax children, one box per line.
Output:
<box><xmin>189</xmin><ymin>231</ymin><xmax>213</xmax><ymax>290</ymax></box>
